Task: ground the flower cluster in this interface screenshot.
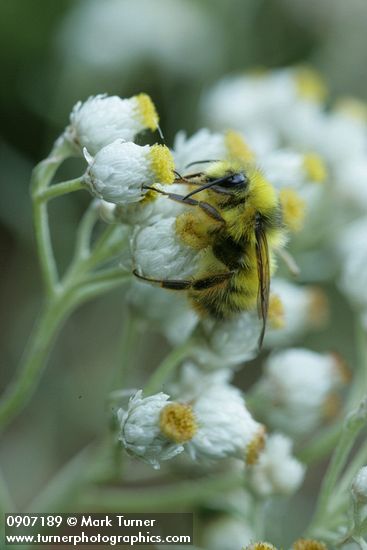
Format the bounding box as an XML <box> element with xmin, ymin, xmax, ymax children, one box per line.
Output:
<box><xmin>117</xmin><ymin>365</ymin><xmax>265</xmax><ymax>469</ymax></box>
<box><xmin>32</xmin><ymin>63</ymin><xmax>367</xmax><ymax>550</ymax></box>
<box><xmin>65</xmin><ymin>93</ymin><xmax>175</xmax><ymax>204</ymax></box>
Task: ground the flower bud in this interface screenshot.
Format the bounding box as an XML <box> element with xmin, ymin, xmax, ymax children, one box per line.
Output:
<box><xmin>132</xmin><ymin>216</ymin><xmax>200</xmax><ymax>279</ymax></box>
<box><xmin>248</xmin><ymin>433</ymin><xmax>305</xmax><ymax>497</ymax></box>
<box><xmin>117</xmin><ymin>390</ymin><xmax>186</xmax><ymax>469</ymax></box>
<box><xmin>84</xmin><ymin>140</ymin><xmax>174</xmax><ymax>204</ymax></box>
<box><xmin>186</xmin><ymin>382</ymin><xmax>265</xmax><ymax>464</ymax></box>
<box><xmin>255</xmin><ymin>348</ymin><xmax>349</xmax><ymax>437</ymax></box>
<box><xmin>202</xmin><ymin>516</ymin><xmax>254</xmax><ymax>550</ymax></box>
<box><xmin>68</xmin><ymin>93</ymin><xmax>159</xmax><ymax>154</ymax></box>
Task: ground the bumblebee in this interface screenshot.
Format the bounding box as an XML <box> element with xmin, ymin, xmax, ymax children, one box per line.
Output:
<box><xmin>134</xmin><ymin>160</ymin><xmax>285</xmax><ymax>345</ymax></box>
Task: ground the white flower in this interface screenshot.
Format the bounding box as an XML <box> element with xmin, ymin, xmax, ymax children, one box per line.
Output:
<box><xmin>68</xmin><ymin>93</ymin><xmax>159</xmax><ymax>154</ymax></box>
<box><xmin>265</xmin><ymin>278</ymin><xmax>328</xmax><ymax>347</ymax></box>
<box><xmin>115</xmin><ymin>183</ymin><xmax>187</xmax><ymax>227</ymax></box>
<box><xmin>202</xmin><ymin>67</ymin><xmax>326</xmax><ymax>136</ymax></box>
<box><xmin>117</xmin><ymin>390</ymin><xmax>188</xmax><ymax>469</ymax></box>
<box><xmin>58</xmin><ymin>0</ymin><xmax>223</xmax><ymax>77</ymax></box>
<box><xmin>97</xmin><ymin>199</ymin><xmax>117</xmax><ymax>223</ymax></box>
<box><xmin>201</xmin><ymin>516</ymin><xmax>254</xmax><ymax>550</ymax></box>
<box><xmin>168</xmin><ymin>362</ymin><xmax>233</xmax><ymax>402</ymax></box>
<box><xmin>131</xmin><ymin>216</ymin><xmax>201</xmax><ymax>279</ymax></box>
<box><xmin>248</xmin><ymin>433</ymin><xmax>305</xmax><ymax>497</ymax></box>
<box><xmin>191</xmin><ymin>313</ymin><xmax>261</xmax><ymax>370</ymax></box>
<box><xmin>127</xmin><ymin>281</ymin><xmax>199</xmax><ymax>345</ymax></box>
<box><xmin>335</xmin><ymin>157</ymin><xmax>367</xmax><ymax>212</ymax></box>
<box><xmin>84</xmin><ymin>140</ymin><xmax>174</xmax><ymax>204</ymax></box>
<box><xmin>255</xmin><ymin>348</ymin><xmax>349</xmax><ymax>436</ymax></box>
<box><xmin>186</xmin><ymin>383</ymin><xmax>265</xmax><ymax>463</ymax></box>
<box><xmin>261</xmin><ymin>149</ymin><xmax>327</xmax><ymax>189</ymax></box>
<box><xmin>245</xmin><ymin>543</ymin><xmax>278</xmax><ymax>550</ymax></box>
<box><xmin>173</xmin><ymin>128</ymin><xmax>253</xmax><ymax>173</ymax></box>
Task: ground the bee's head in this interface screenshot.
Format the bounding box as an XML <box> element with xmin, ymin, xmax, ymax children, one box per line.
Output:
<box><xmin>183</xmin><ymin>161</ymin><xmax>249</xmax><ymax>199</ymax></box>
<box><xmin>207</xmin><ymin>170</ymin><xmax>248</xmax><ymax>190</ymax></box>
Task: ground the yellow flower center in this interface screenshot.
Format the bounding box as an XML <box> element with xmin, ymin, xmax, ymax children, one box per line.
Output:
<box><xmin>307</xmin><ymin>287</ymin><xmax>329</xmax><ymax>327</ymax></box>
<box><xmin>279</xmin><ymin>188</ymin><xmax>306</xmax><ymax>232</ymax></box>
<box><xmin>136</xmin><ymin>93</ymin><xmax>159</xmax><ymax>130</ymax></box>
<box><xmin>294</xmin><ymin>67</ymin><xmax>327</xmax><ymax>102</ymax></box>
<box><xmin>244</xmin><ymin>543</ymin><xmax>278</xmax><ymax>550</ymax></box>
<box><xmin>303</xmin><ymin>153</ymin><xmax>327</xmax><ymax>183</ymax></box>
<box><xmin>293</xmin><ymin>539</ymin><xmax>328</xmax><ymax>550</ymax></box>
<box><xmin>268</xmin><ymin>294</ymin><xmax>285</xmax><ymax>330</ymax></box>
<box><xmin>149</xmin><ymin>144</ymin><xmax>175</xmax><ymax>184</ymax></box>
<box><xmin>246</xmin><ymin>426</ymin><xmax>266</xmax><ymax>465</ymax></box>
<box><xmin>160</xmin><ymin>403</ymin><xmax>197</xmax><ymax>443</ymax></box>
<box><xmin>225</xmin><ymin>130</ymin><xmax>255</xmax><ymax>163</ymax></box>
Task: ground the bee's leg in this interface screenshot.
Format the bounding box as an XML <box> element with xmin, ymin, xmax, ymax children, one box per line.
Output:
<box><xmin>133</xmin><ymin>269</ymin><xmax>233</xmax><ymax>290</ymax></box>
<box><xmin>144</xmin><ymin>186</ymin><xmax>225</xmax><ymax>224</ymax></box>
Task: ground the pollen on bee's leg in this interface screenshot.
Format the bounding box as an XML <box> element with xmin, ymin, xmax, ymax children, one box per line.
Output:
<box><xmin>175</xmin><ymin>212</ymin><xmax>211</xmax><ymax>249</ymax></box>
<box><xmin>159</xmin><ymin>403</ymin><xmax>197</xmax><ymax>443</ymax></box>
<box><xmin>279</xmin><ymin>188</ymin><xmax>306</xmax><ymax>233</ymax></box>
<box><xmin>245</xmin><ymin>425</ymin><xmax>266</xmax><ymax>465</ymax></box>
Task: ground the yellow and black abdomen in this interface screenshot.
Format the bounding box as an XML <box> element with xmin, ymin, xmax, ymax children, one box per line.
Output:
<box><xmin>188</xmin><ymin>234</ymin><xmax>259</xmax><ymax>319</ymax></box>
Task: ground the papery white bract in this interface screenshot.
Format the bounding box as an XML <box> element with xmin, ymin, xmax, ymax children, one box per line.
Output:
<box><xmin>255</xmin><ymin>348</ymin><xmax>349</xmax><ymax>436</ymax></box>
<box><xmin>84</xmin><ymin>140</ymin><xmax>174</xmax><ymax>204</ymax></box>
<box><xmin>131</xmin><ymin>216</ymin><xmax>201</xmax><ymax>279</ymax></box>
<box><xmin>68</xmin><ymin>93</ymin><xmax>159</xmax><ymax>154</ymax></box>
<box><xmin>248</xmin><ymin>433</ymin><xmax>305</xmax><ymax>497</ymax></box>
<box><xmin>117</xmin><ymin>390</ymin><xmax>185</xmax><ymax>469</ymax></box>
<box><xmin>186</xmin><ymin>383</ymin><xmax>265</xmax><ymax>463</ymax></box>
<box><xmin>191</xmin><ymin>313</ymin><xmax>260</xmax><ymax>370</ymax></box>
<box><xmin>201</xmin><ymin>516</ymin><xmax>254</xmax><ymax>550</ymax></box>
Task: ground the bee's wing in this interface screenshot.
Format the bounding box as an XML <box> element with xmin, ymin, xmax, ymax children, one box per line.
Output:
<box><xmin>255</xmin><ymin>224</ymin><xmax>270</xmax><ymax>348</ymax></box>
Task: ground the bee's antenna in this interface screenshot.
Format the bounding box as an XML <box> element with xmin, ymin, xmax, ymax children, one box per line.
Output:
<box><xmin>185</xmin><ymin>159</ymin><xmax>220</xmax><ymax>169</ymax></box>
<box><xmin>183</xmin><ymin>176</ymin><xmax>230</xmax><ymax>199</ymax></box>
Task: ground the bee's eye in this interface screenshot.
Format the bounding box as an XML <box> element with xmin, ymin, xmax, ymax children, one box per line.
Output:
<box><xmin>220</xmin><ymin>172</ymin><xmax>248</xmax><ymax>188</ymax></box>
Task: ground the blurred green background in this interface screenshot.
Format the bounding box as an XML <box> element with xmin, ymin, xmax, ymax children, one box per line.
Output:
<box><xmin>1</xmin><ymin>0</ymin><xmax>367</xmax><ymax>539</ymax></box>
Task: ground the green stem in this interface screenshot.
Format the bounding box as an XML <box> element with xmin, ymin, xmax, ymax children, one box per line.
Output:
<box><xmin>72</xmin><ymin>201</ymin><xmax>100</xmax><ymax>262</ymax></box>
<box><xmin>80</xmin><ymin>268</ymin><xmax>130</xmax><ymax>287</ymax></box>
<box><xmin>298</xmin><ymin>317</ymin><xmax>367</xmax><ymax>466</ymax></box>
<box><xmin>306</xmin><ymin>399</ymin><xmax>367</xmax><ymax>537</ymax></box>
<box><xmin>31</xmin><ymin>137</ymin><xmax>74</xmax><ymax>298</ymax></box>
<box><xmin>34</xmin><ymin>178</ymin><xmax>86</xmax><ymax>202</ymax></box>
<box><xmin>79</xmin><ymin>472</ymin><xmax>242</xmax><ymax>512</ymax></box>
<box><xmin>112</xmin><ymin>308</ymin><xmax>141</xmax><ymax>390</ymax></box>
<box><xmin>144</xmin><ymin>341</ymin><xmax>192</xmax><ymax>395</ymax></box>
<box><xmin>336</xmin><ymin>439</ymin><xmax>367</xmax><ymax>498</ymax></box>
<box><xmin>297</xmin><ymin>421</ymin><xmax>343</xmax><ymax>464</ymax></box>
<box><xmin>32</xmin><ymin>198</ymin><xmax>59</xmax><ymax>297</ymax></box>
